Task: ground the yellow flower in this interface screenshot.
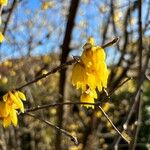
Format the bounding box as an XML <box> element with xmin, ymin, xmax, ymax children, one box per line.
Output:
<box><xmin>3</xmin><ymin>108</ymin><xmax>18</xmax><ymax>128</ymax></box>
<box><xmin>0</xmin><ymin>32</ymin><xmax>4</xmax><ymax>43</ymax></box>
<box><xmin>3</xmin><ymin>91</ymin><xmax>25</xmax><ymax>112</ymax></box>
<box><xmin>0</xmin><ymin>90</ymin><xmax>26</xmax><ymax>127</ymax></box>
<box><xmin>71</xmin><ymin>37</ymin><xmax>109</xmax><ymax>108</ymax></box>
<box><xmin>81</xmin><ymin>39</ymin><xmax>108</xmax><ymax>90</ymax></box>
<box><xmin>71</xmin><ymin>63</ymin><xmax>87</xmax><ymax>91</ymax></box>
<box><xmin>80</xmin><ymin>89</ymin><xmax>97</xmax><ymax>108</ymax></box>
<box><xmin>0</xmin><ymin>0</ymin><xmax>8</xmax><ymax>6</ymax></box>
<box><xmin>0</xmin><ymin>101</ymin><xmax>8</xmax><ymax>117</ymax></box>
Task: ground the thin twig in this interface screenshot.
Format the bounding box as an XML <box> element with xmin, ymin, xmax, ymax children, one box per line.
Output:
<box><xmin>114</xmin><ymin>47</ymin><xmax>150</xmax><ymax>149</ymax></box>
<box><xmin>16</xmin><ymin>59</ymin><xmax>77</xmax><ymax>90</ymax></box>
<box><xmin>132</xmin><ymin>91</ymin><xmax>143</xmax><ymax>150</ymax></box>
<box><xmin>25</xmin><ymin>103</ymin><xmax>130</xmax><ymax>144</ymax></box>
<box><xmin>104</xmin><ymin>77</ymin><xmax>132</xmax><ymax>100</ymax></box>
<box><xmin>102</xmin><ymin>37</ymin><xmax>119</xmax><ymax>48</ymax></box>
<box><xmin>98</xmin><ymin>106</ymin><xmax>130</xmax><ymax>143</ymax></box>
<box><xmin>24</xmin><ymin>77</ymin><xmax>131</xmax><ymax>113</ymax></box>
<box><xmin>15</xmin><ymin>37</ymin><xmax>119</xmax><ymax>91</ymax></box>
<box><xmin>133</xmin><ymin>2</ymin><xmax>143</xmax><ymax>148</ymax></box>
<box><xmin>25</xmin><ymin>102</ymin><xmax>99</xmax><ymax>112</ymax></box>
<box><xmin>123</xmin><ymin>89</ymin><xmax>141</xmax><ymax>130</ymax></box>
<box><xmin>138</xmin><ymin>0</ymin><xmax>142</xmax><ymax>75</ymax></box>
<box><xmin>25</xmin><ymin>112</ymin><xmax>79</xmax><ymax>145</ymax></box>
<box><xmin>2</xmin><ymin>0</ymin><xmax>17</xmax><ymax>35</ymax></box>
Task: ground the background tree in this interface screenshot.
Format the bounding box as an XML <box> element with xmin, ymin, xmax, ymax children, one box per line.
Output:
<box><xmin>0</xmin><ymin>0</ymin><xmax>149</xmax><ymax>149</ymax></box>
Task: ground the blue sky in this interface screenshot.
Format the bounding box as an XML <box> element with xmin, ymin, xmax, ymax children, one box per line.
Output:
<box><xmin>0</xmin><ymin>0</ymin><xmax>149</xmax><ymax>65</ymax></box>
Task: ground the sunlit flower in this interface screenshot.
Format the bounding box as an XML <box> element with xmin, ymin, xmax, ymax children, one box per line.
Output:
<box><xmin>71</xmin><ymin>63</ymin><xmax>87</xmax><ymax>91</ymax></box>
<box><xmin>0</xmin><ymin>0</ymin><xmax>8</xmax><ymax>6</ymax></box>
<box><xmin>71</xmin><ymin>37</ymin><xmax>109</xmax><ymax>108</ymax></box>
<box><xmin>0</xmin><ymin>90</ymin><xmax>26</xmax><ymax>127</ymax></box>
<box><xmin>80</xmin><ymin>89</ymin><xmax>97</xmax><ymax>108</ymax></box>
<box><xmin>3</xmin><ymin>107</ymin><xmax>18</xmax><ymax>128</ymax></box>
<box><xmin>0</xmin><ymin>101</ymin><xmax>8</xmax><ymax>118</ymax></box>
<box><xmin>0</xmin><ymin>32</ymin><xmax>4</xmax><ymax>43</ymax></box>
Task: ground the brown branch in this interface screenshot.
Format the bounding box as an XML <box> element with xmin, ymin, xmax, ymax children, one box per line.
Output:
<box><xmin>109</xmin><ymin>1</ymin><xmax>138</xmax><ymax>88</ymax></box>
<box><xmin>110</xmin><ymin>0</ymin><xmax>120</xmax><ymax>52</ymax></box>
<box><xmin>98</xmin><ymin>106</ymin><xmax>130</xmax><ymax>143</ymax></box>
<box><xmin>114</xmin><ymin>89</ymin><xmax>142</xmax><ymax>149</ymax></box>
<box><xmin>101</xmin><ymin>10</ymin><xmax>111</xmax><ymax>45</ymax></box>
<box><xmin>15</xmin><ymin>37</ymin><xmax>119</xmax><ymax>91</ymax></box>
<box><xmin>143</xmin><ymin>0</ymin><xmax>150</xmax><ymax>33</ymax></box>
<box><xmin>105</xmin><ymin>77</ymin><xmax>131</xmax><ymax>100</ymax></box>
<box><xmin>130</xmin><ymin>1</ymin><xmax>143</xmax><ymax>149</ymax></box>
<box><xmin>138</xmin><ymin>0</ymin><xmax>143</xmax><ymax>75</ymax></box>
<box><xmin>124</xmin><ymin>89</ymin><xmax>141</xmax><ymax>129</ymax></box>
<box><xmin>102</xmin><ymin>37</ymin><xmax>119</xmax><ymax>49</ymax></box>
<box><xmin>24</xmin><ymin>76</ymin><xmax>130</xmax><ymax>113</ymax></box>
<box><xmin>16</xmin><ymin>58</ymin><xmax>77</xmax><ymax>90</ymax></box>
<box><xmin>25</xmin><ymin>112</ymin><xmax>78</xmax><ymax>145</ymax></box>
<box><xmin>56</xmin><ymin>0</ymin><xmax>80</xmax><ymax>148</ymax></box>
<box><xmin>117</xmin><ymin>1</ymin><xmax>138</xmax><ymax>66</ymax></box>
<box><xmin>25</xmin><ymin>102</ymin><xmax>99</xmax><ymax>113</ymax></box>
<box><xmin>132</xmin><ymin>92</ymin><xmax>143</xmax><ymax>150</ymax></box>
<box><xmin>2</xmin><ymin>0</ymin><xmax>17</xmax><ymax>35</ymax></box>
<box><xmin>114</xmin><ymin>52</ymin><xmax>149</xmax><ymax>148</ymax></box>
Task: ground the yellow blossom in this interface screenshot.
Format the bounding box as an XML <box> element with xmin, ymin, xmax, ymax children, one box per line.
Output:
<box><xmin>0</xmin><ymin>32</ymin><xmax>4</xmax><ymax>43</ymax></box>
<box><xmin>0</xmin><ymin>101</ymin><xmax>8</xmax><ymax>118</ymax></box>
<box><xmin>0</xmin><ymin>0</ymin><xmax>8</xmax><ymax>6</ymax></box>
<box><xmin>71</xmin><ymin>37</ymin><xmax>109</xmax><ymax>108</ymax></box>
<box><xmin>71</xmin><ymin>63</ymin><xmax>87</xmax><ymax>91</ymax></box>
<box><xmin>80</xmin><ymin>89</ymin><xmax>97</xmax><ymax>108</ymax></box>
<box><xmin>3</xmin><ymin>108</ymin><xmax>18</xmax><ymax>128</ymax></box>
<box><xmin>0</xmin><ymin>90</ymin><xmax>26</xmax><ymax>127</ymax></box>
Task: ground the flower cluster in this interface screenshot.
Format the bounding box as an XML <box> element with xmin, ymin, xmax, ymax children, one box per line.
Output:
<box><xmin>71</xmin><ymin>37</ymin><xmax>109</xmax><ymax>108</ymax></box>
<box><xmin>0</xmin><ymin>90</ymin><xmax>26</xmax><ymax>128</ymax></box>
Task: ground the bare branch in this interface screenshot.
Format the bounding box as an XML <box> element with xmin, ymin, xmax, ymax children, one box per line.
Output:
<box><xmin>102</xmin><ymin>37</ymin><xmax>119</xmax><ymax>49</ymax></box>
<box><xmin>105</xmin><ymin>77</ymin><xmax>132</xmax><ymax>100</ymax></box>
<box><xmin>132</xmin><ymin>92</ymin><xmax>143</xmax><ymax>150</ymax></box>
<box><xmin>25</xmin><ymin>112</ymin><xmax>79</xmax><ymax>146</ymax></box>
<box><xmin>16</xmin><ymin>58</ymin><xmax>77</xmax><ymax>90</ymax></box>
<box><xmin>98</xmin><ymin>105</ymin><xmax>130</xmax><ymax>143</ymax></box>
<box><xmin>15</xmin><ymin>37</ymin><xmax>119</xmax><ymax>91</ymax></box>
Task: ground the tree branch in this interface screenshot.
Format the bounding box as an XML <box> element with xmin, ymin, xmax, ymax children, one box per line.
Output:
<box><xmin>98</xmin><ymin>106</ymin><xmax>130</xmax><ymax>143</ymax></box>
<box><xmin>15</xmin><ymin>37</ymin><xmax>119</xmax><ymax>91</ymax></box>
<box><xmin>25</xmin><ymin>112</ymin><xmax>79</xmax><ymax>146</ymax></box>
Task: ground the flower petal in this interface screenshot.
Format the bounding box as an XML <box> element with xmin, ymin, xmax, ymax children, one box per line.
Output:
<box><xmin>3</xmin><ymin>115</ymin><xmax>11</xmax><ymax>128</ymax></box>
<box><xmin>9</xmin><ymin>92</ymin><xmax>24</xmax><ymax>112</ymax></box>
<box><xmin>10</xmin><ymin>109</ymin><xmax>18</xmax><ymax>126</ymax></box>
<box><xmin>17</xmin><ymin>91</ymin><xmax>26</xmax><ymax>101</ymax></box>
<box><xmin>0</xmin><ymin>101</ymin><xmax>8</xmax><ymax>117</ymax></box>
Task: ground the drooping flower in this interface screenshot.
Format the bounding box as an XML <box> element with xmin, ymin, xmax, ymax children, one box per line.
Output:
<box><xmin>0</xmin><ymin>0</ymin><xmax>8</xmax><ymax>6</ymax></box>
<box><xmin>80</xmin><ymin>89</ymin><xmax>97</xmax><ymax>109</ymax></box>
<box><xmin>71</xmin><ymin>37</ymin><xmax>109</xmax><ymax>108</ymax></box>
<box><xmin>0</xmin><ymin>90</ymin><xmax>26</xmax><ymax>128</ymax></box>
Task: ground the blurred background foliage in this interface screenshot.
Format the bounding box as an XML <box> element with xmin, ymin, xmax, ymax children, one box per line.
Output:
<box><xmin>0</xmin><ymin>0</ymin><xmax>150</xmax><ymax>150</ymax></box>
